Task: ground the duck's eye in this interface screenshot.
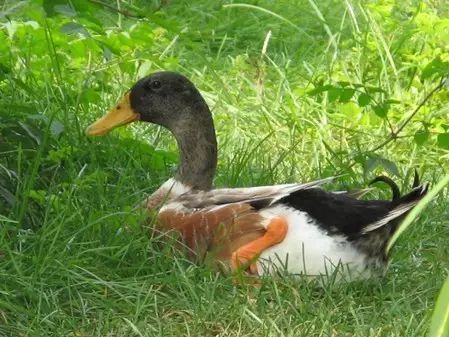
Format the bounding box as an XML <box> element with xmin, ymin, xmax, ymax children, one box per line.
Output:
<box><xmin>148</xmin><ymin>80</ymin><xmax>161</xmax><ymax>90</ymax></box>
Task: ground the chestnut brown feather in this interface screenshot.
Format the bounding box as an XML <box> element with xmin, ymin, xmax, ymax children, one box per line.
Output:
<box><xmin>158</xmin><ymin>203</ymin><xmax>265</xmax><ymax>268</ymax></box>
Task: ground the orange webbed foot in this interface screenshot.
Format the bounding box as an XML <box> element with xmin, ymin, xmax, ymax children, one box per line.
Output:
<box><xmin>231</xmin><ymin>216</ymin><xmax>288</xmax><ymax>276</ymax></box>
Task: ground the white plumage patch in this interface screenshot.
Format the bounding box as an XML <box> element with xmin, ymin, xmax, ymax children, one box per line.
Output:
<box><xmin>257</xmin><ymin>205</ymin><xmax>370</xmax><ymax>278</ymax></box>
<box><xmin>159</xmin><ymin>201</ymin><xmax>186</xmax><ymax>213</ymax></box>
<box><xmin>160</xmin><ymin>178</ymin><xmax>191</xmax><ymax>197</ymax></box>
<box><xmin>157</xmin><ymin>179</ymin><xmax>192</xmax><ymax>212</ymax></box>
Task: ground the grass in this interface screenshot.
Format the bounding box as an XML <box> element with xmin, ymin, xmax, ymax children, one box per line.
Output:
<box><xmin>1</xmin><ymin>0</ymin><xmax>448</xmax><ymax>336</ymax></box>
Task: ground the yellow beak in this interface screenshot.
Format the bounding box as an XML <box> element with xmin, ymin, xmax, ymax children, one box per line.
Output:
<box><xmin>85</xmin><ymin>93</ymin><xmax>140</xmax><ymax>136</ymax></box>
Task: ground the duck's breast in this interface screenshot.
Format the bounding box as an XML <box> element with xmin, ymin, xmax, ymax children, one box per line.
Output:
<box><xmin>257</xmin><ymin>205</ymin><xmax>371</xmax><ymax>278</ymax></box>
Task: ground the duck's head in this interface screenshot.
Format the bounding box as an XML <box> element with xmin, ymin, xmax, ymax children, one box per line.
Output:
<box><xmin>86</xmin><ymin>71</ymin><xmax>211</xmax><ymax>136</ymax></box>
<box><xmin>86</xmin><ymin>71</ymin><xmax>217</xmax><ymax>191</ymax></box>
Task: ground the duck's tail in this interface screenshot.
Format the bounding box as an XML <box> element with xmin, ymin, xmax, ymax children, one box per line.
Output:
<box><xmin>369</xmin><ymin>176</ymin><xmax>401</xmax><ymax>201</ymax></box>
<box><xmin>369</xmin><ymin>170</ymin><xmax>421</xmax><ymax>201</ymax></box>
<box><xmin>361</xmin><ymin>172</ymin><xmax>428</xmax><ymax>234</ymax></box>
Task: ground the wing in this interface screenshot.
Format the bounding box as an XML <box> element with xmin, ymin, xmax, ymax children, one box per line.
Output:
<box><xmin>280</xmin><ymin>184</ymin><xmax>428</xmax><ymax>237</ymax></box>
<box><xmin>174</xmin><ymin>176</ymin><xmax>337</xmax><ymax>209</ymax></box>
<box><xmin>158</xmin><ymin>202</ymin><xmax>266</xmax><ymax>263</ymax></box>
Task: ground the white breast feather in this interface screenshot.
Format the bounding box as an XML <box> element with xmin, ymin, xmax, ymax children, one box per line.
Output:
<box><xmin>257</xmin><ymin>205</ymin><xmax>371</xmax><ymax>279</ymax></box>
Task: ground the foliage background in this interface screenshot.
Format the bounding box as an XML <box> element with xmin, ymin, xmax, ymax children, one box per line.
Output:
<box><xmin>0</xmin><ymin>0</ymin><xmax>448</xmax><ymax>336</ymax></box>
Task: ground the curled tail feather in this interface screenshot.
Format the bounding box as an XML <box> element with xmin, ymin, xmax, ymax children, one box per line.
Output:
<box><xmin>369</xmin><ymin>176</ymin><xmax>401</xmax><ymax>201</ymax></box>
<box><xmin>369</xmin><ymin>169</ymin><xmax>421</xmax><ymax>202</ymax></box>
<box><xmin>361</xmin><ymin>183</ymin><xmax>428</xmax><ymax>234</ymax></box>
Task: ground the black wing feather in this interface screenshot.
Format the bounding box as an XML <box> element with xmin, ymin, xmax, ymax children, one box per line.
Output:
<box><xmin>280</xmin><ymin>184</ymin><xmax>427</xmax><ymax>239</ymax></box>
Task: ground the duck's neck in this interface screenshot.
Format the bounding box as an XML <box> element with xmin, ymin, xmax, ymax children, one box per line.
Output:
<box><xmin>142</xmin><ymin>104</ymin><xmax>217</xmax><ymax>211</ymax></box>
<box><xmin>172</xmin><ymin>106</ymin><xmax>217</xmax><ymax>191</ymax></box>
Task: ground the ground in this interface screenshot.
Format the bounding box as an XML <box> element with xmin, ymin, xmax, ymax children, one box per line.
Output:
<box><xmin>0</xmin><ymin>1</ymin><xmax>448</xmax><ymax>336</ymax></box>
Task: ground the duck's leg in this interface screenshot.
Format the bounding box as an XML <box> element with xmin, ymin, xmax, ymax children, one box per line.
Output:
<box><xmin>231</xmin><ymin>217</ymin><xmax>288</xmax><ymax>275</ymax></box>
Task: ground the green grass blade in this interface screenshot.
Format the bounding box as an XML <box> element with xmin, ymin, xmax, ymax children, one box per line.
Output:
<box><xmin>2</xmin><ymin>1</ymin><xmax>449</xmax><ymax>335</ymax></box>
<box><xmin>222</xmin><ymin>3</ymin><xmax>312</xmax><ymax>38</ymax></box>
<box><xmin>429</xmin><ymin>276</ymin><xmax>449</xmax><ymax>337</ymax></box>
<box><xmin>386</xmin><ymin>174</ymin><xmax>449</xmax><ymax>253</ymax></box>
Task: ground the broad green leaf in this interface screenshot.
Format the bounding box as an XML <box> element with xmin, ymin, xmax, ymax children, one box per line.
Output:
<box><xmin>414</xmin><ymin>130</ymin><xmax>430</xmax><ymax>145</ymax></box>
<box><xmin>80</xmin><ymin>88</ymin><xmax>101</xmax><ymax>103</ymax></box>
<box><xmin>60</xmin><ymin>22</ymin><xmax>90</xmax><ymax>38</ymax></box>
<box><xmin>54</xmin><ymin>4</ymin><xmax>77</xmax><ymax>17</ymax></box>
<box><xmin>357</xmin><ymin>93</ymin><xmax>371</xmax><ymax>107</ymax></box>
<box><xmin>144</xmin><ymin>13</ymin><xmax>181</xmax><ymax>33</ymax></box>
<box><xmin>387</xmin><ymin>174</ymin><xmax>449</xmax><ymax>253</ymax></box>
<box><xmin>328</xmin><ymin>88</ymin><xmax>340</xmax><ymax>102</ymax></box>
<box><xmin>96</xmin><ymin>39</ymin><xmax>121</xmax><ymax>55</ymax></box>
<box><xmin>43</xmin><ymin>0</ymin><xmax>69</xmax><ymax>16</ymax></box>
<box><xmin>378</xmin><ymin>158</ymin><xmax>400</xmax><ymax>177</ymax></box>
<box><xmin>422</xmin><ymin>57</ymin><xmax>449</xmax><ymax>80</ymax></box>
<box><xmin>437</xmin><ymin>133</ymin><xmax>449</xmax><ymax>149</ymax></box>
<box><xmin>428</xmin><ymin>275</ymin><xmax>449</xmax><ymax>337</ymax></box>
<box><xmin>364</xmin><ymin>156</ymin><xmax>399</xmax><ymax>177</ymax></box>
<box><xmin>373</xmin><ymin>103</ymin><xmax>389</xmax><ymax>118</ymax></box>
<box><xmin>307</xmin><ymin>84</ymin><xmax>335</xmax><ymax>96</ymax></box>
<box><xmin>70</xmin><ymin>0</ymin><xmax>93</xmax><ymax>14</ymax></box>
<box><xmin>339</xmin><ymin>88</ymin><xmax>355</xmax><ymax>103</ymax></box>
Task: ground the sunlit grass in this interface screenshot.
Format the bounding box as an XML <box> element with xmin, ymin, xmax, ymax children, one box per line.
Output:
<box><xmin>0</xmin><ymin>0</ymin><xmax>448</xmax><ymax>336</ymax></box>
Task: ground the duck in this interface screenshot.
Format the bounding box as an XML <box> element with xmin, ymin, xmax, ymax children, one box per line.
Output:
<box><xmin>86</xmin><ymin>71</ymin><xmax>428</xmax><ymax>279</ymax></box>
